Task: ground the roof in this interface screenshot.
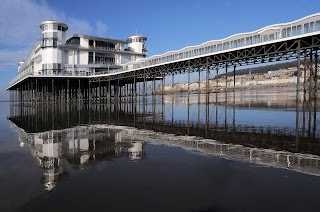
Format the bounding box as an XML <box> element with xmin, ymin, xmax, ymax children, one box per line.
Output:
<box><xmin>39</xmin><ymin>20</ymin><xmax>69</xmax><ymax>30</ymax></box>
<box><xmin>127</xmin><ymin>34</ymin><xmax>147</xmax><ymax>40</ymax></box>
<box><xmin>70</xmin><ymin>34</ymin><xmax>127</xmax><ymax>44</ymax></box>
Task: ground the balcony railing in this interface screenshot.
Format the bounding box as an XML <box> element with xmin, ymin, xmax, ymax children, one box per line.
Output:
<box><xmin>89</xmin><ymin>46</ymin><xmax>120</xmax><ymax>51</ymax></box>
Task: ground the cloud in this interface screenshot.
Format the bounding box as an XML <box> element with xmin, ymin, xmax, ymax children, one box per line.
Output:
<box><xmin>95</xmin><ymin>21</ymin><xmax>108</xmax><ymax>37</ymax></box>
<box><xmin>0</xmin><ymin>0</ymin><xmax>109</xmax><ymax>73</ymax></box>
<box><xmin>0</xmin><ymin>0</ymin><xmax>52</xmax><ymax>46</ymax></box>
<box><xmin>0</xmin><ymin>48</ymin><xmax>30</xmax><ymax>71</ymax></box>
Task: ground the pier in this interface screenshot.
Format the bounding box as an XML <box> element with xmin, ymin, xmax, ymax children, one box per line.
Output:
<box><xmin>6</xmin><ymin>14</ymin><xmax>320</xmax><ymax>103</ymax></box>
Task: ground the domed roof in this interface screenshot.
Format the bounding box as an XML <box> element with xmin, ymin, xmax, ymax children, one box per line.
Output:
<box><xmin>127</xmin><ymin>34</ymin><xmax>147</xmax><ymax>40</ymax></box>
<box><xmin>39</xmin><ymin>20</ymin><xmax>68</xmax><ymax>30</ymax></box>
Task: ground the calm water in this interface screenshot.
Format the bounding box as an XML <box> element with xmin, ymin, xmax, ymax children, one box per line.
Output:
<box><xmin>1</xmin><ymin>87</ymin><xmax>320</xmax><ymax>211</ymax></box>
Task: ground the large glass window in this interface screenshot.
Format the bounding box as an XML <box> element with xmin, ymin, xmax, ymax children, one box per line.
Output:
<box><xmin>88</xmin><ymin>52</ymin><xmax>93</xmax><ymax>64</ymax></box>
<box><xmin>95</xmin><ymin>53</ymin><xmax>115</xmax><ymax>64</ymax></box>
<box><xmin>42</xmin><ymin>38</ymin><xmax>58</xmax><ymax>47</ymax></box>
<box><xmin>66</xmin><ymin>37</ymin><xmax>80</xmax><ymax>45</ymax></box>
<box><xmin>95</xmin><ymin>40</ymin><xmax>116</xmax><ymax>50</ymax></box>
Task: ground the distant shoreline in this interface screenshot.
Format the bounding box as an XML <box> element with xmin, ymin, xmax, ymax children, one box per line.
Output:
<box><xmin>157</xmin><ymin>83</ymin><xmax>302</xmax><ymax>94</ymax></box>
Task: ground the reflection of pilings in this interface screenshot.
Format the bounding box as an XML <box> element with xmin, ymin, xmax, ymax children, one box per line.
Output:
<box><xmin>233</xmin><ymin>65</ymin><xmax>236</xmax><ymax>92</ymax></box>
<box><xmin>8</xmin><ymin>86</ymin><xmax>320</xmax><ymax>157</ymax></box>
<box><xmin>225</xmin><ymin>63</ymin><xmax>228</xmax><ymax>93</ymax></box>
<box><xmin>188</xmin><ymin>61</ymin><xmax>190</xmax><ymax>135</ymax></box>
<box><xmin>161</xmin><ymin>77</ymin><xmax>164</xmax><ymax>121</ymax></box>
<box><xmin>315</xmin><ymin>48</ymin><xmax>318</xmax><ymax>87</ymax></box>
<box><xmin>296</xmin><ymin>88</ymin><xmax>300</xmax><ymax>151</ymax></box>
<box><xmin>172</xmin><ymin>74</ymin><xmax>174</xmax><ymax>123</ymax></box>
<box><xmin>297</xmin><ymin>41</ymin><xmax>301</xmax><ymax>91</ymax></box>
<box><xmin>303</xmin><ymin>50</ymin><xmax>307</xmax><ymax>93</ymax></box>
<box><xmin>205</xmin><ymin>59</ymin><xmax>209</xmax><ymax>137</ymax></box>
<box><xmin>314</xmin><ymin>89</ymin><xmax>317</xmax><ymax>138</ymax></box>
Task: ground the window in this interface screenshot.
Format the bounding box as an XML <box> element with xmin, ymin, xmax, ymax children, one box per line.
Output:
<box><xmin>297</xmin><ymin>25</ymin><xmax>302</xmax><ymax>35</ymax></box>
<box><xmin>263</xmin><ymin>35</ymin><xmax>268</xmax><ymax>42</ymax></box>
<box><xmin>66</xmin><ymin>37</ymin><xmax>80</xmax><ymax>45</ymax></box>
<box><xmin>304</xmin><ymin>23</ymin><xmax>309</xmax><ymax>33</ymax></box>
<box><xmin>41</xmin><ymin>38</ymin><xmax>58</xmax><ymax>47</ymax></box>
<box><xmin>223</xmin><ymin>42</ymin><xmax>229</xmax><ymax>50</ymax></box>
<box><xmin>282</xmin><ymin>28</ymin><xmax>286</xmax><ymax>38</ymax></box>
<box><xmin>88</xmin><ymin>52</ymin><xmax>93</xmax><ymax>63</ymax></box>
<box><xmin>310</xmin><ymin>22</ymin><xmax>314</xmax><ymax>32</ymax></box>
<box><xmin>286</xmin><ymin>27</ymin><xmax>291</xmax><ymax>37</ymax></box>
<box><xmin>217</xmin><ymin>44</ymin><xmax>222</xmax><ymax>51</ymax></box>
<box><xmin>246</xmin><ymin>37</ymin><xmax>252</xmax><ymax>45</ymax></box>
<box><xmin>269</xmin><ymin>34</ymin><xmax>274</xmax><ymax>40</ymax></box>
<box><xmin>234</xmin><ymin>40</ymin><xmax>238</xmax><ymax>47</ymax></box>
<box><xmin>316</xmin><ymin>21</ymin><xmax>320</xmax><ymax>31</ymax></box>
<box><xmin>292</xmin><ymin>26</ymin><xmax>297</xmax><ymax>36</ymax></box>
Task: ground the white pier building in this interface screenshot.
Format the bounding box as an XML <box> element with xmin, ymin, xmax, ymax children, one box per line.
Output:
<box><xmin>17</xmin><ymin>20</ymin><xmax>147</xmax><ymax>79</ymax></box>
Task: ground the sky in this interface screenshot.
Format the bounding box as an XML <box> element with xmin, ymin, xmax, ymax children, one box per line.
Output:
<box><xmin>0</xmin><ymin>0</ymin><xmax>319</xmax><ymax>100</ymax></box>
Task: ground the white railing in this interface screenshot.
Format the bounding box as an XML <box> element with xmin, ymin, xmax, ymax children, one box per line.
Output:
<box><xmin>117</xmin><ymin>13</ymin><xmax>320</xmax><ymax>73</ymax></box>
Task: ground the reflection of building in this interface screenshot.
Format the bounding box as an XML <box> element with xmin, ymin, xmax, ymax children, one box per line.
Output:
<box><xmin>23</xmin><ymin>132</ymin><xmax>68</xmax><ymax>191</ymax></box>
<box><xmin>127</xmin><ymin>142</ymin><xmax>144</xmax><ymax>160</ymax></box>
<box><xmin>8</xmin><ymin>122</ymin><xmax>145</xmax><ymax>191</ymax></box>
<box><xmin>8</xmin><ymin>102</ymin><xmax>320</xmax><ymax>190</ymax></box>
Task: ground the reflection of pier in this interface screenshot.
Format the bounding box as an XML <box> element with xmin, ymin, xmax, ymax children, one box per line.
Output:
<box><xmin>9</xmin><ymin>121</ymin><xmax>145</xmax><ymax>191</ymax></box>
<box><xmin>10</xmin><ymin>120</ymin><xmax>320</xmax><ymax>177</ymax></box>
<box><xmin>8</xmin><ymin>88</ymin><xmax>320</xmax><ymax>157</ymax></box>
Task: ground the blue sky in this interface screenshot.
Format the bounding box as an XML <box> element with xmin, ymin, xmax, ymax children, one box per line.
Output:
<box><xmin>0</xmin><ymin>0</ymin><xmax>319</xmax><ymax>100</ymax></box>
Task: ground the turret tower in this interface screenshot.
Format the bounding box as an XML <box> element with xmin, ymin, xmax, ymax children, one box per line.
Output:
<box><xmin>39</xmin><ymin>20</ymin><xmax>68</xmax><ymax>75</ymax></box>
<box><xmin>126</xmin><ymin>34</ymin><xmax>147</xmax><ymax>56</ymax></box>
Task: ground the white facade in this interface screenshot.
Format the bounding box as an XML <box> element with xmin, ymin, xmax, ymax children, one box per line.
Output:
<box><xmin>14</xmin><ymin>19</ymin><xmax>147</xmax><ymax>81</ymax></box>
